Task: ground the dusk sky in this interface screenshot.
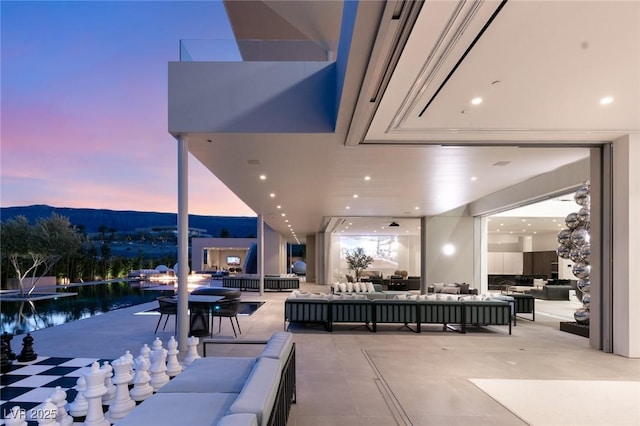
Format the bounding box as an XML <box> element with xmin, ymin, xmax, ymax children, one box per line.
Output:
<box><xmin>1</xmin><ymin>0</ymin><xmax>256</xmax><ymax>217</ymax></box>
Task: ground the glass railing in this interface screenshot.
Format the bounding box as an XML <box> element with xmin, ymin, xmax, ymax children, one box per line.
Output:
<box><xmin>179</xmin><ymin>39</ymin><xmax>334</xmax><ymax>62</ymax></box>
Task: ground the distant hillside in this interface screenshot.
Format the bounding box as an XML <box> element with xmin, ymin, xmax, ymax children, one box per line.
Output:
<box><xmin>0</xmin><ymin>205</ymin><xmax>257</xmax><ymax>238</ymax></box>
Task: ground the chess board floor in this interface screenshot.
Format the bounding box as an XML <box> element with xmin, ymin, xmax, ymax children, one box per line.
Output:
<box><xmin>1</xmin><ymin>356</ymin><xmax>109</xmax><ymax>425</ymax></box>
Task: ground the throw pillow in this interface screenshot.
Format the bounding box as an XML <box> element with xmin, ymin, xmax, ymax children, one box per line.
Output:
<box><xmin>346</xmin><ymin>282</ymin><xmax>354</xmax><ymax>292</ymax></box>
<box><xmin>338</xmin><ymin>283</ymin><xmax>347</xmax><ymax>293</ymax></box>
<box><xmin>352</xmin><ymin>282</ymin><xmax>360</xmax><ymax>292</ymax></box>
<box><xmin>366</xmin><ymin>282</ymin><xmax>376</xmax><ymax>293</ymax></box>
<box><xmin>393</xmin><ymin>294</ymin><xmax>407</xmax><ymax>300</ymax></box>
<box><xmin>433</xmin><ymin>283</ymin><xmax>445</xmax><ymax>293</ymax></box>
<box><xmin>458</xmin><ymin>283</ymin><xmax>470</xmax><ymax>294</ymax></box>
<box><xmin>441</xmin><ymin>286</ymin><xmax>460</xmax><ymax>294</ymax></box>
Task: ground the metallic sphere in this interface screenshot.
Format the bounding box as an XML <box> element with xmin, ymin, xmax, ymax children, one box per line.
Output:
<box><xmin>574</xmin><ymin>184</ymin><xmax>591</xmax><ymax>206</ymax></box>
<box><xmin>571</xmin><ymin>228</ymin><xmax>590</xmax><ymax>247</ymax></box>
<box><xmin>577</xmin><ymin>279</ymin><xmax>591</xmax><ymax>294</ymax></box>
<box><xmin>574</xmin><ymin>307</ymin><xmax>590</xmax><ymax>324</ymax></box>
<box><xmin>578</xmin><ymin>207</ymin><xmax>591</xmax><ymax>224</ymax></box>
<box><xmin>572</xmin><ymin>261</ymin><xmax>591</xmax><ymax>279</ymax></box>
<box><xmin>557</xmin><ymin>244</ymin><xmax>571</xmax><ymax>259</ymax></box>
<box><xmin>565</xmin><ymin>212</ymin><xmax>580</xmax><ymax>229</ymax></box>
<box><xmin>579</xmin><ymin>244</ymin><xmax>591</xmax><ymax>260</ymax></box>
<box><xmin>582</xmin><ymin>293</ymin><xmax>591</xmax><ymax>308</ymax></box>
<box><xmin>557</xmin><ymin>229</ymin><xmax>572</xmax><ymax>245</ymax></box>
<box><xmin>569</xmin><ymin>248</ymin><xmax>582</xmax><ymax>262</ymax></box>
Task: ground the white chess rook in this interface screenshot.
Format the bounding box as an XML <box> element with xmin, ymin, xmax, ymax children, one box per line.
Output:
<box><xmin>183</xmin><ymin>335</ymin><xmax>201</xmax><ymax>366</ymax></box>
<box><xmin>50</xmin><ymin>386</ymin><xmax>72</xmax><ymax>426</ymax></box>
<box><xmin>166</xmin><ymin>336</ymin><xmax>183</xmax><ymax>377</ymax></box>
<box><xmin>82</xmin><ymin>362</ymin><xmax>109</xmax><ymax>426</ymax></box>
<box><xmin>149</xmin><ymin>348</ymin><xmax>170</xmax><ymax>391</ymax></box>
<box><xmin>130</xmin><ymin>355</ymin><xmax>153</xmax><ymax>402</ymax></box>
<box><xmin>67</xmin><ymin>376</ymin><xmax>88</xmax><ymax>418</ymax></box>
<box><xmin>105</xmin><ymin>357</ymin><xmax>136</xmax><ymax>422</ymax></box>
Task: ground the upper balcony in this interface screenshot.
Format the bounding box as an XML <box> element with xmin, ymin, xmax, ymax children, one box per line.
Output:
<box><xmin>179</xmin><ymin>39</ymin><xmax>335</xmax><ymax>62</ymax></box>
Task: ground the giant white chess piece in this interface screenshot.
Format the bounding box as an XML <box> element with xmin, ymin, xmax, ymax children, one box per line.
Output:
<box><xmin>183</xmin><ymin>335</ymin><xmax>201</xmax><ymax>366</ymax></box>
<box><xmin>149</xmin><ymin>348</ymin><xmax>170</xmax><ymax>391</ymax></box>
<box><xmin>49</xmin><ymin>386</ymin><xmax>72</xmax><ymax>426</ymax></box>
<box><xmin>130</xmin><ymin>355</ymin><xmax>153</xmax><ymax>402</ymax></box>
<box><xmin>35</xmin><ymin>398</ymin><xmax>59</xmax><ymax>426</ymax></box>
<box><xmin>100</xmin><ymin>361</ymin><xmax>116</xmax><ymax>405</ymax></box>
<box><xmin>105</xmin><ymin>357</ymin><xmax>136</xmax><ymax>422</ymax></box>
<box><xmin>166</xmin><ymin>336</ymin><xmax>183</xmax><ymax>377</ymax></box>
<box><xmin>67</xmin><ymin>376</ymin><xmax>88</xmax><ymax>418</ymax></box>
<box><xmin>82</xmin><ymin>362</ymin><xmax>109</xmax><ymax>426</ymax></box>
<box><xmin>4</xmin><ymin>406</ymin><xmax>27</xmax><ymax>426</ymax></box>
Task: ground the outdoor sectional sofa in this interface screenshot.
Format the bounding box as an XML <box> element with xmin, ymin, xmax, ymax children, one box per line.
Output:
<box><xmin>222</xmin><ymin>275</ymin><xmax>300</xmax><ymax>292</ymax></box>
<box><xmin>116</xmin><ymin>332</ymin><xmax>296</xmax><ymax>426</ymax></box>
<box><xmin>284</xmin><ymin>293</ymin><xmax>512</xmax><ymax>334</ymax></box>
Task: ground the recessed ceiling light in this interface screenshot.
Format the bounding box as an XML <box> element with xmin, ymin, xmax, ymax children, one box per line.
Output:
<box><xmin>346</xmin><ymin>206</ymin><xmax>350</xmax><ymax>210</ymax></box>
<box><xmin>521</xmin><ymin>219</ymin><xmax>526</xmax><ymax>222</ymax></box>
<box><xmin>285</xmin><ymin>219</ymin><xmax>288</xmax><ymax>223</ymax></box>
<box><xmin>277</xmin><ymin>205</ymin><xmax>281</xmax><ymax>209</ymax></box>
<box><xmin>364</xmin><ymin>176</ymin><xmax>371</xmax><ymax>181</ymax></box>
<box><xmin>471</xmin><ymin>97</ymin><xmax>483</xmax><ymax>105</ymax></box>
<box><xmin>281</xmin><ymin>213</ymin><xmax>286</xmax><ymax>217</ymax></box>
<box><xmin>259</xmin><ymin>175</ymin><xmax>266</xmax><ymax>180</ymax></box>
<box><xmin>270</xmin><ymin>193</ymin><xmax>275</xmax><ymax>198</ymax></box>
<box><xmin>414</xmin><ymin>206</ymin><xmax>419</xmax><ymax>210</ymax></box>
<box><xmin>470</xmin><ymin>176</ymin><xmax>478</xmax><ymax>181</ymax></box>
<box><xmin>600</xmin><ymin>96</ymin><xmax>614</xmax><ymax>105</ymax></box>
<box><xmin>353</xmin><ymin>194</ymin><xmax>358</xmax><ymax>198</ymax></box>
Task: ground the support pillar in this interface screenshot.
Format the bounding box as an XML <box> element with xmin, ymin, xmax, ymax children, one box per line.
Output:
<box><xmin>176</xmin><ymin>135</ymin><xmax>189</xmax><ymax>352</ymax></box>
<box><xmin>258</xmin><ymin>215</ymin><xmax>264</xmax><ymax>296</ymax></box>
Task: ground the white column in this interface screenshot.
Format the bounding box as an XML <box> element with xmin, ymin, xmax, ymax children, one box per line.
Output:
<box><xmin>176</xmin><ymin>135</ymin><xmax>189</xmax><ymax>352</ymax></box>
<box><xmin>258</xmin><ymin>215</ymin><xmax>264</xmax><ymax>296</ymax></box>
<box><xmin>612</xmin><ymin>135</ymin><xmax>640</xmax><ymax>358</ymax></box>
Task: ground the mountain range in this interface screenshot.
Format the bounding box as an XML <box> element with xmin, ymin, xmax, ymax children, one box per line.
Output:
<box><xmin>0</xmin><ymin>205</ymin><xmax>257</xmax><ymax>238</ymax></box>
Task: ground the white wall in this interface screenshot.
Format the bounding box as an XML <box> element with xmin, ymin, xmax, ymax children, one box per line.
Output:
<box><xmin>612</xmin><ymin>135</ymin><xmax>640</xmax><ymax>358</ymax></box>
<box><xmin>423</xmin><ymin>210</ymin><xmax>475</xmax><ymax>286</ymax></box>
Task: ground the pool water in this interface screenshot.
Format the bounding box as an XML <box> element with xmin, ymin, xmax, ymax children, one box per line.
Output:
<box><xmin>0</xmin><ymin>281</ymin><xmax>172</xmax><ymax>334</ymax></box>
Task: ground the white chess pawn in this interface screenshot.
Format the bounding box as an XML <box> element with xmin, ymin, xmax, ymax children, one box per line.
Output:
<box><xmin>183</xmin><ymin>335</ymin><xmax>201</xmax><ymax>366</ymax></box>
<box><xmin>100</xmin><ymin>361</ymin><xmax>116</xmax><ymax>405</ymax></box>
<box><xmin>49</xmin><ymin>386</ymin><xmax>72</xmax><ymax>426</ymax></box>
<box><xmin>140</xmin><ymin>343</ymin><xmax>151</xmax><ymax>364</ymax></box>
<box><xmin>149</xmin><ymin>348</ymin><xmax>170</xmax><ymax>391</ymax></box>
<box><xmin>151</xmin><ymin>337</ymin><xmax>163</xmax><ymax>352</ymax></box>
<box><xmin>4</xmin><ymin>406</ymin><xmax>27</xmax><ymax>426</ymax></box>
<box><xmin>166</xmin><ymin>336</ymin><xmax>183</xmax><ymax>377</ymax></box>
<box><xmin>35</xmin><ymin>398</ymin><xmax>59</xmax><ymax>426</ymax></box>
<box><xmin>123</xmin><ymin>350</ymin><xmax>135</xmax><ymax>384</ymax></box>
<box><xmin>105</xmin><ymin>357</ymin><xmax>136</xmax><ymax>422</ymax></box>
<box><xmin>67</xmin><ymin>376</ymin><xmax>88</xmax><ymax>418</ymax></box>
<box><xmin>82</xmin><ymin>362</ymin><xmax>109</xmax><ymax>426</ymax></box>
<box><xmin>130</xmin><ymin>355</ymin><xmax>153</xmax><ymax>402</ymax></box>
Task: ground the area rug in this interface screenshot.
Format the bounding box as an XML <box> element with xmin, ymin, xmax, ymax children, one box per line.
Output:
<box><xmin>470</xmin><ymin>379</ymin><xmax>640</xmax><ymax>425</ymax></box>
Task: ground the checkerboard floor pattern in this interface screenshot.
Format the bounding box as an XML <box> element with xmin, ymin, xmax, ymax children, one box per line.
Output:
<box><xmin>1</xmin><ymin>356</ymin><xmax>108</xmax><ymax>425</ymax></box>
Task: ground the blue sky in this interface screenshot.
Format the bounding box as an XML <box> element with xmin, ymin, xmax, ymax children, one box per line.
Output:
<box><xmin>1</xmin><ymin>0</ymin><xmax>255</xmax><ymax>216</ymax></box>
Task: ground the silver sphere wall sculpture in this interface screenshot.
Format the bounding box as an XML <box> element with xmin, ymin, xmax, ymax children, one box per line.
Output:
<box><xmin>556</xmin><ymin>181</ymin><xmax>591</xmax><ymax>324</ymax></box>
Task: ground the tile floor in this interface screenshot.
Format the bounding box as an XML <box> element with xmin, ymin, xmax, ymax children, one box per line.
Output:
<box><xmin>7</xmin><ymin>282</ymin><xmax>640</xmax><ymax>425</ymax></box>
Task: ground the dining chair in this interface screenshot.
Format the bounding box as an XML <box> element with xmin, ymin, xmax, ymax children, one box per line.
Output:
<box><xmin>210</xmin><ymin>300</ymin><xmax>241</xmax><ymax>337</ymax></box>
<box><xmin>155</xmin><ymin>296</ymin><xmax>177</xmax><ymax>334</ymax></box>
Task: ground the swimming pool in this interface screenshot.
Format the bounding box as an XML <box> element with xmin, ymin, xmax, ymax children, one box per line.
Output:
<box><xmin>0</xmin><ymin>281</ymin><xmax>173</xmax><ymax>334</ymax></box>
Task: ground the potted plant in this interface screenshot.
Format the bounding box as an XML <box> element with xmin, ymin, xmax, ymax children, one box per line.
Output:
<box><xmin>344</xmin><ymin>247</ymin><xmax>374</xmax><ymax>281</ymax></box>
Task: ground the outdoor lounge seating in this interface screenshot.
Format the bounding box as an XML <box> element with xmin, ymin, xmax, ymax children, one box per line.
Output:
<box><xmin>222</xmin><ymin>275</ymin><xmax>300</xmax><ymax>292</ymax></box>
<box><xmin>117</xmin><ymin>332</ymin><xmax>296</xmax><ymax>426</ymax></box>
<box><xmin>284</xmin><ymin>292</ymin><xmax>511</xmax><ymax>334</ymax></box>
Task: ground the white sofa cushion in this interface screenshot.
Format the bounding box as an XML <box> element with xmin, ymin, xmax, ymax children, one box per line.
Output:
<box><xmin>228</xmin><ymin>357</ymin><xmax>282</xmax><ymax>426</ymax></box>
<box><xmin>116</xmin><ymin>392</ymin><xmax>236</xmax><ymax>426</ymax></box>
<box><xmin>258</xmin><ymin>332</ymin><xmax>293</xmax><ymax>364</ymax></box>
<box><xmin>217</xmin><ymin>413</ymin><xmax>258</xmax><ymax>426</ymax></box>
<box><xmin>158</xmin><ymin>357</ymin><xmax>257</xmax><ymax>394</ymax></box>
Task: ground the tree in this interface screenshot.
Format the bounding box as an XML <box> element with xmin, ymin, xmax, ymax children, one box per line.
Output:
<box><xmin>1</xmin><ymin>214</ymin><xmax>82</xmax><ymax>296</ymax></box>
<box><xmin>344</xmin><ymin>247</ymin><xmax>374</xmax><ymax>281</ymax></box>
